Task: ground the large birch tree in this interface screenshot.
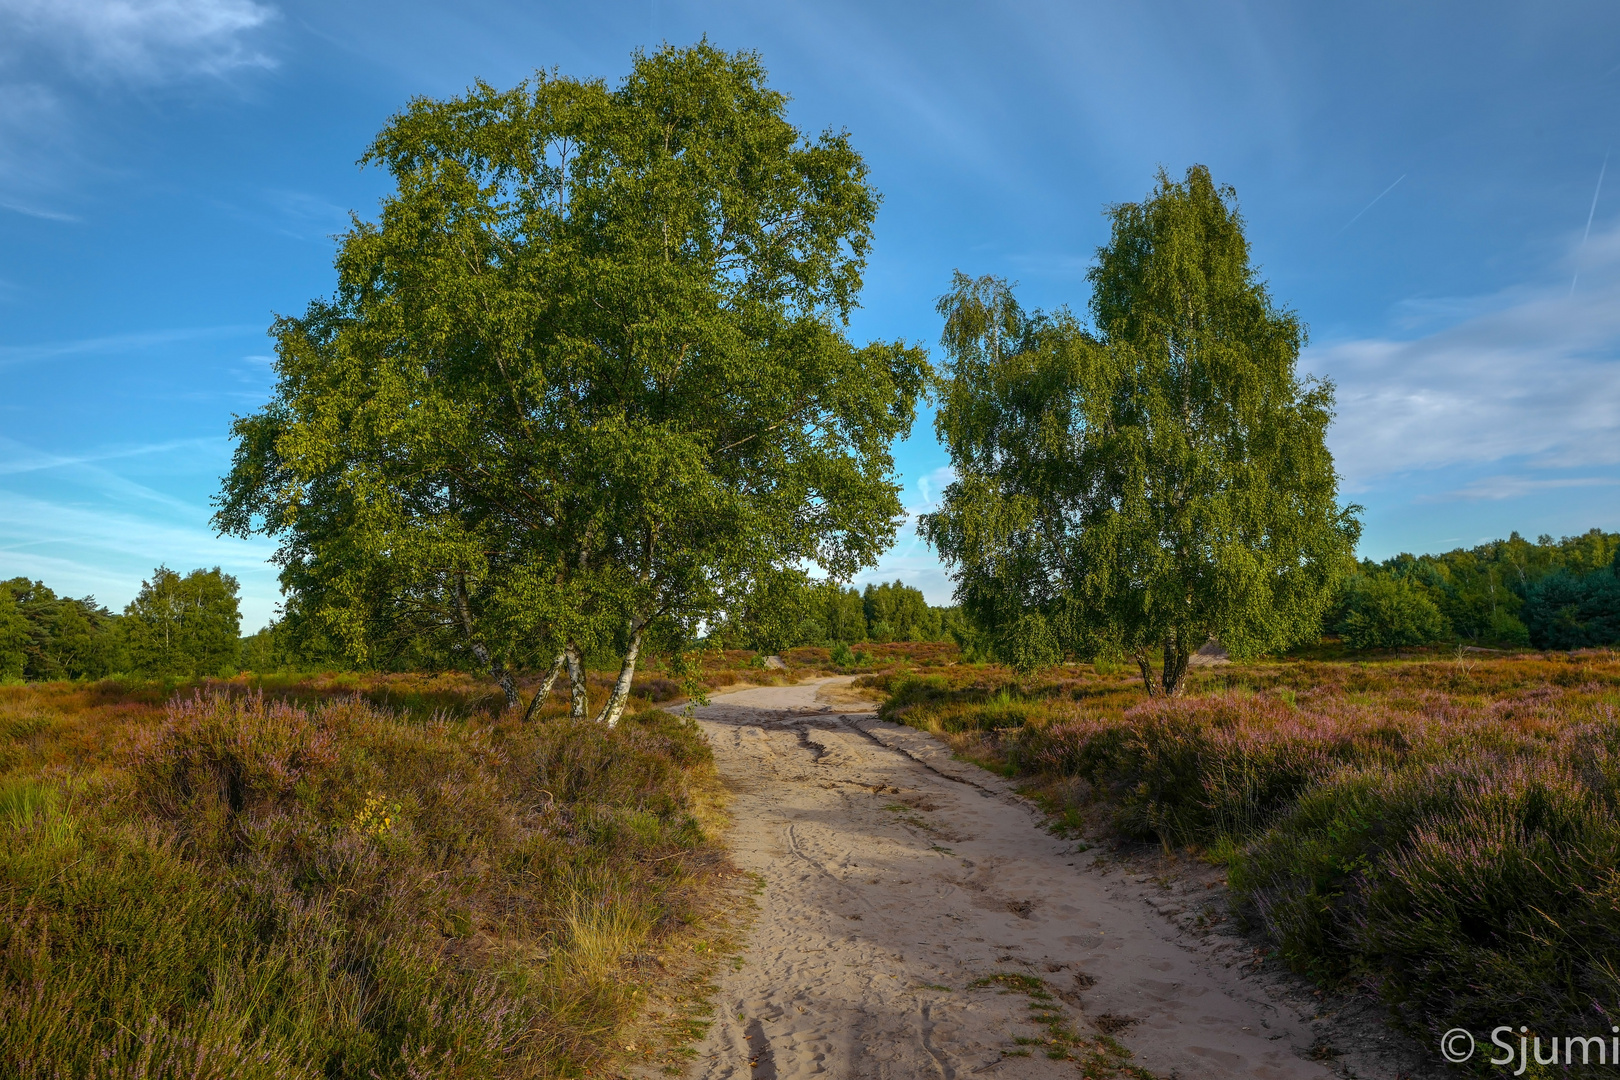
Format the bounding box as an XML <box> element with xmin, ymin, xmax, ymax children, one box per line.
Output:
<box><xmin>922</xmin><ymin>167</ymin><xmax>1358</xmax><ymax>695</ymax></box>
<box><xmin>216</xmin><ymin>43</ymin><xmax>925</xmax><ymax>722</ymax></box>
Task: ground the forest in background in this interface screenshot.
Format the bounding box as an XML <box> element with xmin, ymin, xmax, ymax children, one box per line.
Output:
<box><xmin>1332</xmin><ymin>527</ymin><xmax>1620</xmax><ymax>650</ymax></box>
<box><xmin>4</xmin><ymin>526</ymin><xmax>1618</xmax><ymax>686</ymax></box>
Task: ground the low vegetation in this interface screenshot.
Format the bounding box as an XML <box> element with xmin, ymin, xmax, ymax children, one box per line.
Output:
<box><xmin>866</xmin><ymin>648</ymin><xmax>1620</xmax><ymax>1047</ymax></box>
<box><xmin>0</xmin><ymin>673</ymin><xmax>732</xmax><ymax>1078</ymax></box>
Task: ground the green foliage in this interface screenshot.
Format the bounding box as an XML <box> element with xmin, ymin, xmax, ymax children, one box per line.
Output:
<box><xmin>0</xmin><ymin>578</ymin><xmax>124</xmax><ymax>682</ymax></box>
<box><xmin>1521</xmin><ymin>567</ymin><xmax>1620</xmax><ymax>649</ymax></box>
<box><xmin>216</xmin><ymin>43</ymin><xmax>925</xmax><ymax>713</ymax></box>
<box><xmin>1335</xmin><ymin>574</ymin><xmax>1451</xmax><ymax>649</ymax></box>
<box><xmin>711</xmin><ymin>574</ymin><xmax>961</xmax><ymax>652</ymax></box>
<box><xmin>0</xmin><ymin>590</ymin><xmax>27</xmax><ymax>682</ymax></box>
<box><xmin>1234</xmin><ymin>756</ymin><xmax>1620</xmax><ymax>1035</ymax></box>
<box><xmin>924</xmin><ymin>166</ymin><xmax>1358</xmax><ymax>694</ymax></box>
<box><xmin>996</xmin><ymin>612</ymin><xmax>1060</xmax><ymax>675</ymax></box>
<box><xmin>861</xmin><ymin>580</ymin><xmax>963</xmax><ymax>642</ymax></box>
<box><xmin>122</xmin><ymin>566</ymin><xmax>242</xmax><ymax>679</ymax></box>
<box><xmin>1328</xmin><ymin>529</ymin><xmax>1620</xmax><ymax>651</ymax></box>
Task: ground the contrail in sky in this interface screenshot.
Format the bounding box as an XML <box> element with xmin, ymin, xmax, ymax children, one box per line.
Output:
<box><xmin>1335</xmin><ymin>173</ymin><xmax>1406</xmax><ymax>237</ymax></box>
<box><xmin>1571</xmin><ymin>152</ymin><xmax>1608</xmax><ymax>295</ymax></box>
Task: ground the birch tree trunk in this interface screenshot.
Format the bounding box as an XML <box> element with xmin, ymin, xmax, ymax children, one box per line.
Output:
<box><xmin>1135</xmin><ymin>651</ymin><xmax>1158</xmax><ymax>697</ymax></box>
<box><xmin>565</xmin><ymin>641</ymin><xmax>587</xmax><ymax>718</ymax></box>
<box><xmin>521</xmin><ymin>652</ymin><xmax>567</xmax><ymax>723</ymax></box>
<box><xmin>454</xmin><ymin>574</ymin><xmax>518</xmax><ymax>710</ymax></box>
<box><xmin>593</xmin><ymin>625</ymin><xmax>645</xmax><ymax>728</ymax></box>
<box><xmin>1160</xmin><ymin>634</ymin><xmax>1191</xmax><ymax>697</ymax></box>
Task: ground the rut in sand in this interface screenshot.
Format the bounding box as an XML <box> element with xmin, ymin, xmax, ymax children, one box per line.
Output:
<box><xmin>647</xmin><ymin>676</ymin><xmax>1371</xmax><ymax>1080</ymax></box>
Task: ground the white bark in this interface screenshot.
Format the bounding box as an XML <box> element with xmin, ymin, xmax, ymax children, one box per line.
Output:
<box><xmin>565</xmin><ymin>641</ymin><xmax>587</xmax><ymax>718</ymax></box>
<box><xmin>454</xmin><ymin>574</ymin><xmax>518</xmax><ymax>710</ymax></box>
<box><xmin>521</xmin><ymin>652</ymin><xmax>567</xmax><ymax>723</ymax></box>
<box><xmin>593</xmin><ymin>626</ymin><xmax>644</xmax><ymax>728</ymax></box>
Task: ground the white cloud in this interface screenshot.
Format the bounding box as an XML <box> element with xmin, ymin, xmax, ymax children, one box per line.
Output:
<box><xmin>0</xmin><ymin>488</ymin><xmax>280</xmax><ymax>623</ymax></box>
<box><xmin>1310</xmin><ymin>222</ymin><xmax>1620</xmax><ymax>491</ymax></box>
<box><xmin>0</xmin><ymin>0</ymin><xmax>277</xmax><ymax>82</ymax></box>
<box><xmin>1420</xmin><ymin>475</ymin><xmax>1620</xmax><ymax>503</ymax></box>
<box><xmin>0</xmin><ymin>81</ymin><xmax>81</xmax><ymax>218</ymax></box>
<box><xmin>0</xmin><ymin>434</ymin><xmax>223</xmax><ymax>477</ymax></box>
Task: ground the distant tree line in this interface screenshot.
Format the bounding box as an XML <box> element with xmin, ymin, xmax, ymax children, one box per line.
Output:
<box><xmin>1329</xmin><ymin>529</ymin><xmax>1620</xmax><ymax>650</ymax></box>
<box><xmin>705</xmin><ymin>574</ymin><xmax>967</xmax><ymax>653</ymax></box>
<box><xmin>0</xmin><ymin>567</ymin><xmax>241</xmax><ymax>682</ymax></box>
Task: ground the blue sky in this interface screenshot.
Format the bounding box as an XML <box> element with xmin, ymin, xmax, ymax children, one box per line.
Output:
<box><xmin>3</xmin><ymin>1</ymin><xmax>1620</xmax><ymax>630</ymax></box>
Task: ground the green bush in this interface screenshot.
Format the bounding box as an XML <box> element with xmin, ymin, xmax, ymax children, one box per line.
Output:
<box><xmin>1336</xmin><ymin>574</ymin><xmax>1450</xmax><ymax>649</ymax></box>
<box><xmin>1233</xmin><ymin>754</ymin><xmax>1620</xmax><ymax>1034</ymax></box>
<box><xmin>996</xmin><ymin>612</ymin><xmax>1060</xmax><ymax>674</ymax></box>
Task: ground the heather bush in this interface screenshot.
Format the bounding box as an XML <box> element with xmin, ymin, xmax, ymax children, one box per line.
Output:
<box><xmin>1011</xmin><ymin>693</ymin><xmax>1411</xmax><ymax>846</ymax></box>
<box><xmin>1236</xmin><ymin>753</ymin><xmax>1620</xmax><ymax>1034</ymax></box>
<box><xmin>0</xmin><ymin>689</ymin><xmax>724</xmax><ymax>1078</ymax></box>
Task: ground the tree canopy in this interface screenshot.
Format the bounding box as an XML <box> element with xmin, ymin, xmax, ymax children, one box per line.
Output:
<box><xmin>1330</xmin><ymin>528</ymin><xmax>1620</xmax><ymax>651</ymax></box>
<box><xmin>216</xmin><ymin>43</ymin><xmax>926</xmax><ymax>721</ymax></box>
<box><xmin>0</xmin><ymin>578</ymin><xmax>122</xmax><ymax>682</ymax></box>
<box><xmin>923</xmin><ymin>166</ymin><xmax>1358</xmax><ymax>693</ymax></box>
<box><xmin>123</xmin><ymin>566</ymin><xmax>242</xmax><ymax>679</ymax></box>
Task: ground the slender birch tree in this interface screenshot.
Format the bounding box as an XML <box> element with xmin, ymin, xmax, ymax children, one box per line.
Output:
<box><xmin>922</xmin><ymin>167</ymin><xmax>1358</xmax><ymax>695</ymax></box>
<box><xmin>216</xmin><ymin>43</ymin><xmax>925</xmax><ymax>721</ymax></box>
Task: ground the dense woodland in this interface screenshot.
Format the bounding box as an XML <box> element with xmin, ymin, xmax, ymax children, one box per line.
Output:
<box><xmin>0</xmin><ymin>567</ymin><xmax>241</xmax><ymax>682</ymax></box>
<box><xmin>1332</xmin><ymin>527</ymin><xmax>1620</xmax><ymax>650</ymax></box>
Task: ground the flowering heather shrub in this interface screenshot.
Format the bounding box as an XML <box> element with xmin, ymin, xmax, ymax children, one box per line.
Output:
<box><xmin>1010</xmin><ymin>693</ymin><xmax>1418</xmax><ymax>846</ymax></box>
<box><xmin>0</xmin><ymin>689</ymin><xmax>724</xmax><ymax>1078</ymax></box>
<box><xmin>1238</xmin><ymin>752</ymin><xmax>1620</xmax><ymax>1034</ymax></box>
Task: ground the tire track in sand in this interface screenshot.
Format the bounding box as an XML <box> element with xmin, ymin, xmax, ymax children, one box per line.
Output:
<box><xmin>662</xmin><ymin>677</ymin><xmax>1347</xmax><ymax>1080</ymax></box>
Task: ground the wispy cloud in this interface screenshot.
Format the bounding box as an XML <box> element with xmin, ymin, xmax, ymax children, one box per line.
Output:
<box><xmin>1335</xmin><ymin>173</ymin><xmax>1406</xmax><ymax>237</ymax></box>
<box><xmin>0</xmin><ymin>81</ymin><xmax>81</xmax><ymax>220</ymax></box>
<box><xmin>0</xmin><ymin>199</ymin><xmax>80</xmax><ymax>222</ymax></box>
<box><xmin>1422</xmin><ymin>475</ymin><xmax>1620</xmax><ymax>503</ymax></box>
<box><xmin>0</xmin><ymin>488</ymin><xmax>279</xmax><ymax>621</ymax></box>
<box><xmin>0</xmin><ymin>435</ymin><xmax>225</xmax><ymax>477</ymax></box>
<box><xmin>0</xmin><ymin>0</ymin><xmax>279</xmax><ymax>82</ymax></box>
<box><xmin>0</xmin><ymin>323</ymin><xmax>262</xmax><ymax>369</ymax></box>
<box><xmin>1311</xmin><ymin>221</ymin><xmax>1620</xmax><ymax>491</ymax></box>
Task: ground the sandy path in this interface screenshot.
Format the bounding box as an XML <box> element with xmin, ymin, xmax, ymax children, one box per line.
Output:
<box><xmin>668</xmin><ymin>677</ymin><xmax>1344</xmax><ymax>1080</ymax></box>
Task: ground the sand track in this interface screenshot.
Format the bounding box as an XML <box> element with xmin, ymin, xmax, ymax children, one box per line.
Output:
<box><xmin>672</xmin><ymin>677</ymin><xmax>1345</xmax><ymax>1080</ymax></box>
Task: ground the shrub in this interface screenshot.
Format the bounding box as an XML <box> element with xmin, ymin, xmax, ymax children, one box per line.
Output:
<box><xmin>996</xmin><ymin>612</ymin><xmax>1060</xmax><ymax>675</ymax></box>
<box><xmin>1336</xmin><ymin>574</ymin><xmax>1450</xmax><ymax>650</ymax></box>
<box><xmin>1234</xmin><ymin>752</ymin><xmax>1620</xmax><ymax>1033</ymax></box>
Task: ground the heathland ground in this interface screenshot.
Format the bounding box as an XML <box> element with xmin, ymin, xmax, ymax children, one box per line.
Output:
<box><xmin>3</xmin><ymin>643</ymin><xmax>1617</xmax><ymax>1077</ymax></box>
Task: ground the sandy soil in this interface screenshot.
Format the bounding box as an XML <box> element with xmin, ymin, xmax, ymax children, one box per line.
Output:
<box><xmin>656</xmin><ymin>677</ymin><xmax>1410</xmax><ymax>1080</ymax></box>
